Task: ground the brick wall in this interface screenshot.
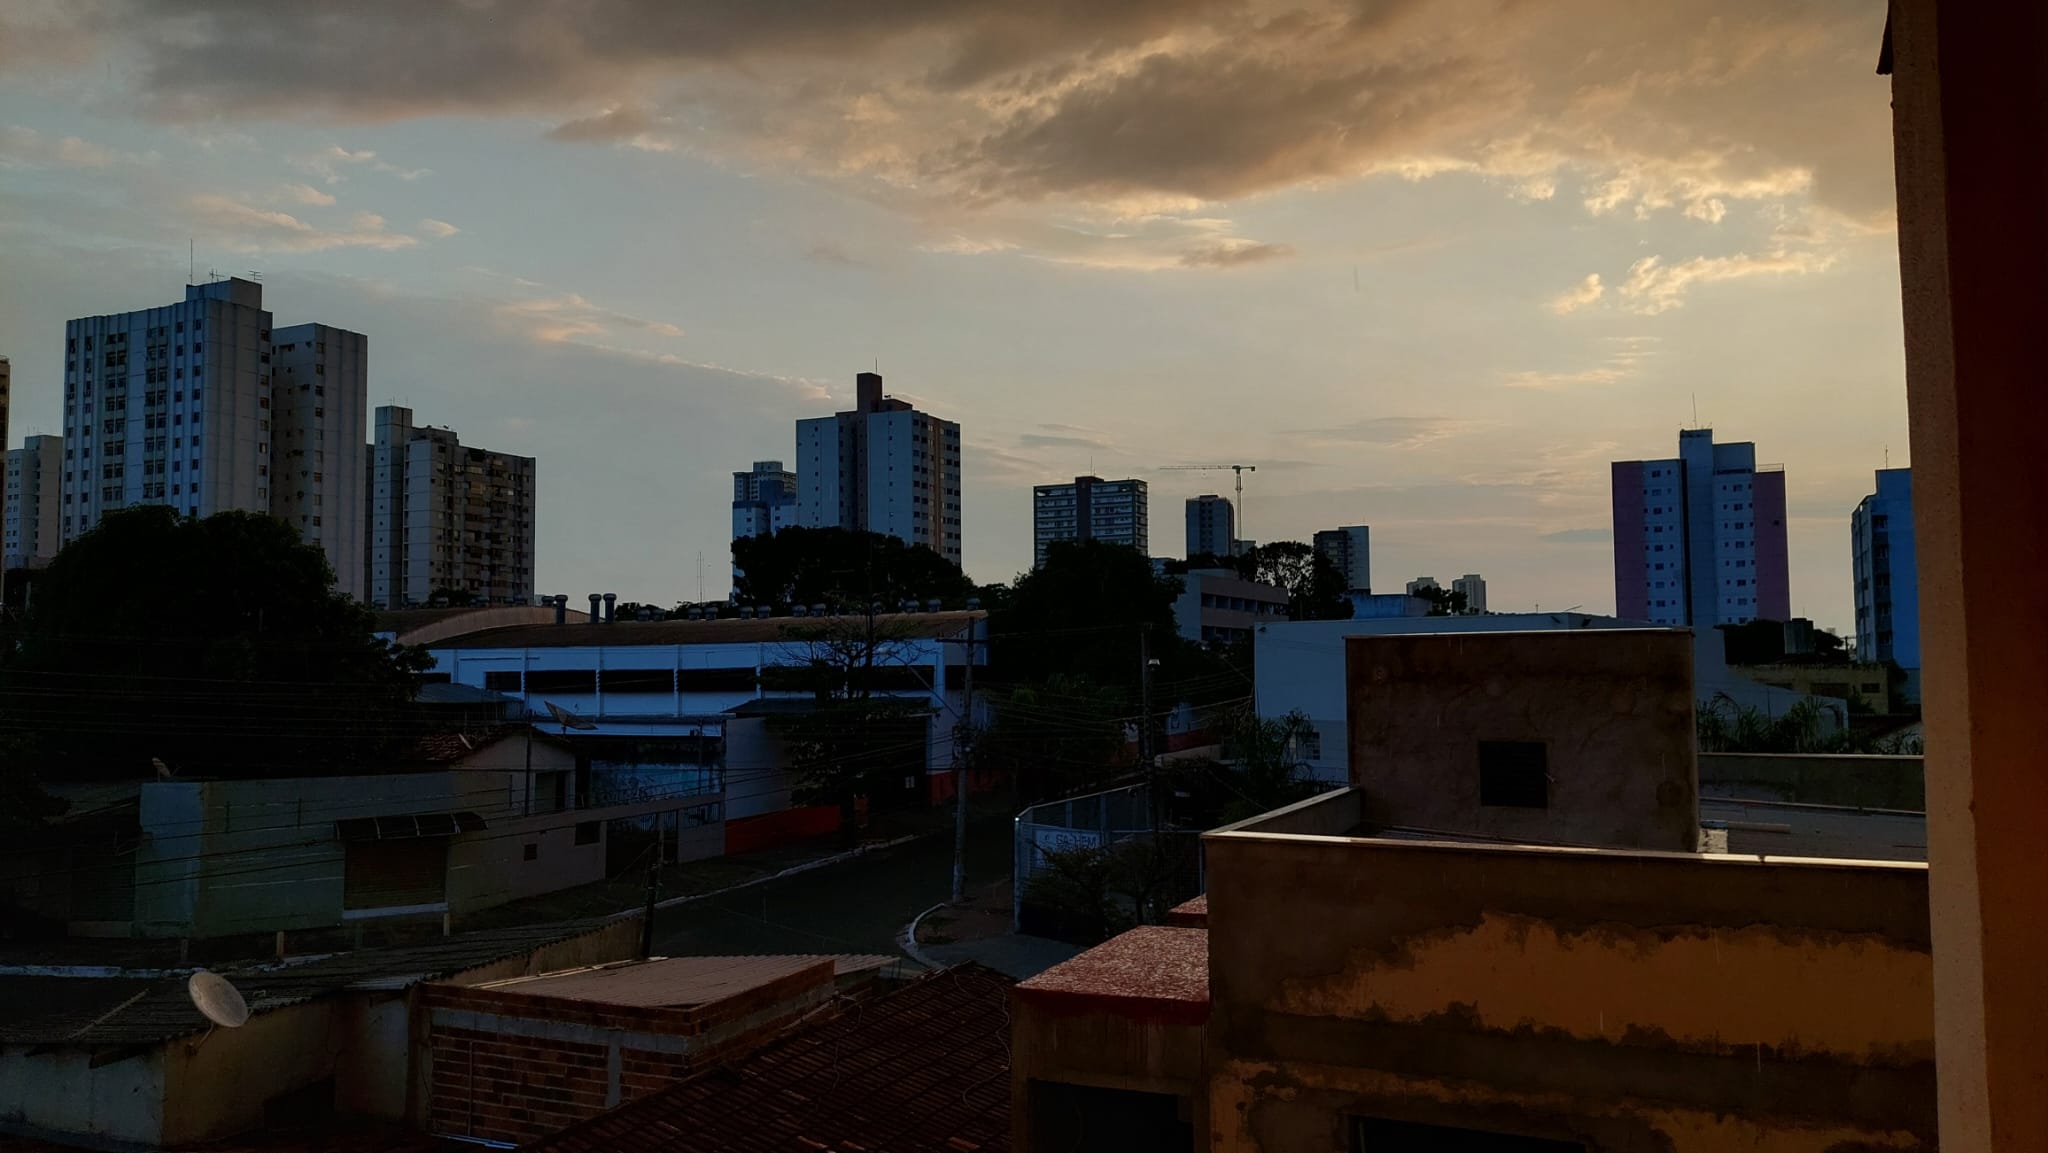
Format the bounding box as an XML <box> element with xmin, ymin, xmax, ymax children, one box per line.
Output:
<box><xmin>420</xmin><ymin>961</ymin><xmax>834</xmax><ymax>1145</ymax></box>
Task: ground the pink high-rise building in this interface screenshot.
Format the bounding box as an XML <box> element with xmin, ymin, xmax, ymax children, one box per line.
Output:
<box><xmin>1612</xmin><ymin>429</ymin><xmax>1789</xmax><ymax>626</ymax></box>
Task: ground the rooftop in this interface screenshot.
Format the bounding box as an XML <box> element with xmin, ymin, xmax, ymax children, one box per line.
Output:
<box><xmin>471</xmin><ymin>953</ymin><xmax>897</xmax><ymax>1009</ymax></box>
<box><xmin>0</xmin><ymin>919</ymin><xmax>617</xmax><ymax>1049</ymax></box>
<box><xmin>533</xmin><ymin>963</ymin><xmax>1015</xmax><ymax>1153</ymax></box>
<box><xmin>428</xmin><ymin>609</ymin><xmax>985</xmax><ymax>650</ymax></box>
<box><xmin>1015</xmin><ymin>925</ymin><xmax>1209</xmax><ymax>1026</ymax></box>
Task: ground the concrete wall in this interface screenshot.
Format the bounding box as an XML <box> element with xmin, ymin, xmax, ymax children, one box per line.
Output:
<box><xmin>1345</xmin><ymin>630</ymin><xmax>1698</xmax><ymax>852</ymax></box>
<box><xmin>1699</xmin><ymin>752</ymin><xmax>1925</xmax><ymax>810</ymax></box>
<box><xmin>1202</xmin><ymin>830</ymin><xmax>1935</xmax><ymax>1151</ymax></box>
<box><xmin>0</xmin><ymin>1046</ymin><xmax>165</xmax><ymax>1146</ymax></box>
<box><xmin>161</xmin><ymin>997</ymin><xmax>349</xmax><ymax>1146</ymax></box>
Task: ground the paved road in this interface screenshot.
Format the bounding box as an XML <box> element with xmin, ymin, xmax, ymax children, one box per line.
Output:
<box><xmin>653</xmin><ymin>819</ymin><xmax>1013</xmax><ymax>957</ymax></box>
<box><xmin>1700</xmin><ymin>798</ymin><xmax>1927</xmax><ymax>862</ymax></box>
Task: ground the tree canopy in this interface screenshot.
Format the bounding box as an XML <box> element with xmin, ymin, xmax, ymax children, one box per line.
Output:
<box><xmin>0</xmin><ymin>507</ymin><xmax>432</xmax><ymax>780</ymax></box>
<box><xmin>730</xmin><ymin>527</ymin><xmax>972</xmax><ymax>612</ymax></box>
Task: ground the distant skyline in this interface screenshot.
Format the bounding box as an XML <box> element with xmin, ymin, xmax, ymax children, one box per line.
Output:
<box><xmin>0</xmin><ymin>1</ymin><xmax>1906</xmax><ymax>631</ymax></box>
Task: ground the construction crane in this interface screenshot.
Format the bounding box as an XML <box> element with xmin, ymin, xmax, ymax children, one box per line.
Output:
<box><xmin>1160</xmin><ymin>463</ymin><xmax>1257</xmax><ymax>548</ymax></box>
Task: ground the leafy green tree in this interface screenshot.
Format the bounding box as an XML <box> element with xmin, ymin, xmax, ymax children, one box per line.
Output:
<box><xmin>1</xmin><ymin>508</ymin><xmax>433</xmax><ymax>779</ymax></box>
<box><xmin>730</xmin><ymin>527</ymin><xmax>971</xmax><ymax>611</ymax></box>
<box><xmin>1411</xmin><ymin>585</ymin><xmax>1470</xmax><ymax>616</ymax></box>
<box><xmin>977</xmin><ymin>675</ymin><xmax>1132</xmax><ymax>803</ymax></box>
<box><xmin>766</xmin><ymin>612</ymin><xmax>937</xmax><ymax>827</ymax></box>
<box><xmin>993</xmin><ymin>540</ymin><xmax>1182</xmax><ymax>690</ymax></box>
<box><xmin>1232</xmin><ymin>541</ymin><xmax>1352</xmax><ymax>621</ymax></box>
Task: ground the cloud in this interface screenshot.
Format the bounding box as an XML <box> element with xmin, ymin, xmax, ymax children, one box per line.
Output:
<box><xmin>1502</xmin><ymin>339</ymin><xmax>1659</xmax><ymax>390</ymax></box>
<box><xmin>918</xmin><ymin>234</ymin><xmax>1019</xmax><ymax>256</ymax></box>
<box><xmin>1177</xmin><ymin>240</ymin><xmax>1295</xmax><ymax>269</ymax></box>
<box><xmin>1287</xmin><ymin>416</ymin><xmax>1478</xmax><ymax>449</ymax></box>
<box><xmin>25</xmin><ymin>0</ymin><xmax>1892</xmax><ymax>229</ymax></box>
<box><xmin>418</xmin><ymin>218</ymin><xmax>461</xmax><ymax>238</ymax></box>
<box><xmin>1616</xmin><ymin>248</ymin><xmax>1836</xmax><ymax>314</ymax></box>
<box><xmin>280</xmin><ymin>182</ymin><xmax>336</xmax><ymax>206</ymax></box>
<box><xmin>1541</xmin><ymin>527</ymin><xmax>1613</xmax><ymax>544</ymax></box>
<box><xmin>546</xmin><ymin>105</ymin><xmax>676</xmax><ymax>152</ymax></box>
<box><xmin>495</xmin><ymin>293</ymin><xmax>684</xmax><ymax>344</ymax></box>
<box><xmin>1548</xmin><ymin>273</ymin><xmax>1604</xmax><ymax>315</ymax></box>
<box><xmin>804</xmin><ymin>242</ymin><xmax>862</xmax><ymax>266</ymax></box>
<box><xmin>290</xmin><ymin>144</ymin><xmax>428</xmax><ymax>184</ymax></box>
<box><xmin>186</xmin><ymin>193</ymin><xmax>420</xmax><ymax>253</ymax></box>
<box><xmin>0</xmin><ymin>125</ymin><xmax>124</xmax><ymax>168</ymax></box>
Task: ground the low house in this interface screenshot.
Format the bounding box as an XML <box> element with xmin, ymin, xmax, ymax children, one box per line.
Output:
<box><xmin>0</xmin><ymin>919</ymin><xmax>641</xmax><ymax>1148</ymax></box>
<box><xmin>530</xmin><ymin>963</ymin><xmax>1015</xmax><ymax>1153</ymax></box>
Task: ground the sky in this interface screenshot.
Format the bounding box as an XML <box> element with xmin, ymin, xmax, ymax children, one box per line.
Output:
<box><xmin>0</xmin><ymin>0</ymin><xmax>1908</xmax><ymax>631</ymax></box>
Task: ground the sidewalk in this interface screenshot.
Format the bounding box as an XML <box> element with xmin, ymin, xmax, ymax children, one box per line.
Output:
<box><xmin>908</xmin><ymin>877</ymin><xmax>1080</xmax><ymax>980</ymax></box>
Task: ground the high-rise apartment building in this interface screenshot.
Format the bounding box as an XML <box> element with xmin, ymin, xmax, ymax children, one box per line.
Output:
<box><xmin>1</xmin><ymin>356</ymin><xmax>10</xmax><ymax>536</ymax></box>
<box><xmin>4</xmin><ymin>435</ymin><xmax>61</xmax><ymax>571</ymax></box>
<box><xmin>1405</xmin><ymin>576</ymin><xmax>1440</xmax><ymax>596</ymax></box>
<box><xmin>1313</xmin><ymin>525</ymin><xmax>1371</xmax><ymax>591</ymax></box>
<box><xmin>1453</xmin><ymin>573</ymin><xmax>1488</xmax><ymax>613</ymax></box>
<box><xmin>1612</xmin><ymin>428</ymin><xmax>1790</xmax><ymax>627</ymax></box>
<box><xmin>368</xmin><ymin>405</ymin><xmax>536</xmax><ymax>609</ymax></box>
<box><xmin>1853</xmin><ymin>468</ymin><xmax>1919</xmax><ymax>679</ymax></box>
<box><xmin>1185</xmin><ymin>494</ymin><xmax>1235</xmax><ymax>559</ymax></box>
<box><xmin>794</xmin><ymin>372</ymin><xmax>962</xmax><ymax>565</ymax></box>
<box><xmin>58</xmin><ymin>279</ymin><xmax>370</xmax><ymax>595</ymax></box>
<box><xmin>732</xmin><ymin>460</ymin><xmax>800</xmax><ymax>543</ymax></box>
<box><xmin>272</xmin><ymin>324</ymin><xmax>368</xmax><ymax>599</ymax></box>
<box><xmin>1033</xmin><ymin>475</ymin><xmax>1148</xmax><ymax>567</ymax></box>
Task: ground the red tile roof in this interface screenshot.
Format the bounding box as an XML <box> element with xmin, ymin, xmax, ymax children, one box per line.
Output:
<box><xmin>1014</xmin><ymin>926</ymin><xmax>1209</xmax><ymax>1026</ymax></box>
<box><xmin>533</xmin><ymin>964</ymin><xmax>1015</xmax><ymax>1153</ymax></box>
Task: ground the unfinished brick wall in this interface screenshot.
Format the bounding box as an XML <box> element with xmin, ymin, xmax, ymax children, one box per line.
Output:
<box><xmin>419</xmin><ymin>961</ymin><xmax>834</xmax><ymax>1146</ymax></box>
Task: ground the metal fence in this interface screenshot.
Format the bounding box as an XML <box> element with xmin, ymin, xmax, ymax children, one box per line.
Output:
<box><xmin>1012</xmin><ymin>781</ymin><xmax>1203</xmax><ymax>932</ymax></box>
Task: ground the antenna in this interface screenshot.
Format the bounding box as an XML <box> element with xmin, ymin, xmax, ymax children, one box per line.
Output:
<box><xmin>189</xmin><ymin>238</ymin><xmax>194</xmax><ymax>284</ymax></box>
<box><xmin>1691</xmin><ymin>393</ymin><xmax>1698</xmax><ymax>428</ymax></box>
<box><xmin>188</xmin><ymin>971</ymin><xmax>251</xmax><ymax>1029</ymax></box>
<box><xmin>1884</xmin><ymin>444</ymin><xmax>1890</xmax><ymax>469</ymax></box>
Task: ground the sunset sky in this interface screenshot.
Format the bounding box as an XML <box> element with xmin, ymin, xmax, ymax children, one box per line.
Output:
<box><xmin>0</xmin><ymin>0</ymin><xmax>1907</xmax><ymax>630</ymax></box>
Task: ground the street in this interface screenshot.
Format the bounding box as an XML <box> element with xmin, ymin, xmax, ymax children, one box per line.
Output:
<box><xmin>653</xmin><ymin>817</ymin><xmax>1013</xmax><ymax>956</ymax></box>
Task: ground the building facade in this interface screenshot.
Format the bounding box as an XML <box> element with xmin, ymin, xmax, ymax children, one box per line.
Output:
<box><xmin>1404</xmin><ymin>575</ymin><xmax>1439</xmax><ymax>596</ymax></box>
<box><xmin>1853</xmin><ymin>467</ymin><xmax>1919</xmax><ymax>677</ymax></box>
<box><xmin>1452</xmin><ymin>572</ymin><xmax>1487</xmax><ymax>613</ymax></box>
<box><xmin>1185</xmin><ymin>494</ymin><xmax>1235</xmax><ymax>558</ymax></box>
<box><xmin>1175</xmin><ymin>568</ymin><xmax>1289</xmax><ymax>646</ymax></box>
<box><xmin>794</xmin><ymin>372</ymin><xmax>962</xmax><ymax>565</ymax></box>
<box><xmin>1612</xmin><ymin>428</ymin><xmax>1791</xmax><ymax>627</ymax></box>
<box><xmin>369</xmin><ymin>405</ymin><xmax>537</xmax><ymax>609</ymax></box>
<box><xmin>57</xmin><ymin>280</ymin><xmax>372</xmax><ymax>594</ymax></box>
<box><xmin>271</xmin><ymin>324</ymin><xmax>368</xmax><ymax>599</ymax></box>
<box><xmin>731</xmin><ymin>459</ymin><xmax>799</xmax><ymax>542</ymax></box>
<box><xmin>1312</xmin><ymin>525</ymin><xmax>1370</xmax><ymax>591</ymax></box>
<box><xmin>1033</xmin><ymin>475</ymin><xmax>1149</xmax><ymax>567</ymax></box>
<box><xmin>3</xmin><ymin>435</ymin><xmax>63</xmax><ymax>571</ymax></box>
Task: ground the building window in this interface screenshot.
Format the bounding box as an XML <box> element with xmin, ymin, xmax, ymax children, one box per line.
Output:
<box><xmin>522</xmin><ymin>843</ymin><xmax>539</xmax><ymax>862</ymax></box>
<box><xmin>482</xmin><ymin>670</ymin><xmax>523</xmax><ymax>692</ymax></box>
<box><xmin>1478</xmin><ymin>740</ymin><xmax>1548</xmax><ymax>809</ymax></box>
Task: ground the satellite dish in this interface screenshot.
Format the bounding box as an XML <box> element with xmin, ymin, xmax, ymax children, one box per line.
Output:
<box><xmin>188</xmin><ymin>971</ymin><xmax>250</xmax><ymax>1029</ymax></box>
<box><xmin>545</xmin><ymin>701</ymin><xmax>598</xmax><ymax>731</ymax></box>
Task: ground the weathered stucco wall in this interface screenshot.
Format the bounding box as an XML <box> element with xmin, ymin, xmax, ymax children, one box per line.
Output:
<box><xmin>0</xmin><ymin>1045</ymin><xmax>166</xmax><ymax>1146</ymax></box>
<box><xmin>1346</xmin><ymin>629</ymin><xmax>1697</xmax><ymax>852</ymax></box>
<box><xmin>1699</xmin><ymin>752</ymin><xmax>1925</xmax><ymax>810</ymax></box>
<box><xmin>1202</xmin><ymin>832</ymin><xmax>1935</xmax><ymax>1151</ymax></box>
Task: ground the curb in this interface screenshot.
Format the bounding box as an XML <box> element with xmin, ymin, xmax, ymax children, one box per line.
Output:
<box><xmin>897</xmin><ymin>902</ymin><xmax>949</xmax><ymax>971</ymax></box>
<box><xmin>610</xmin><ymin>832</ymin><xmax>927</xmax><ymax>922</ymax></box>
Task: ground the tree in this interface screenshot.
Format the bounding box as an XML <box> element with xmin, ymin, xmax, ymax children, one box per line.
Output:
<box><xmin>730</xmin><ymin>527</ymin><xmax>971</xmax><ymax>611</ymax></box>
<box><xmin>766</xmin><ymin>611</ymin><xmax>938</xmax><ymax>825</ymax></box>
<box><xmin>1</xmin><ymin>508</ymin><xmax>433</xmax><ymax>779</ymax></box>
<box><xmin>1232</xmin><ymin>541</ymin><xmax>1352</xmax><ymax>621</ymax></box>
<box><xmin>976</xmin><ymin>675</ymin><xmax>1132</xmax><ymax>804</ymax></box>
<box><xmin>1411</xmin><ymin>585</ymin><xmax>1470</xmax><ymax>616</ymax></box>
<box><xmin>993</xmin><ymin>539</ymin><xmax>1182</xmax><ymax>690</ymax></box>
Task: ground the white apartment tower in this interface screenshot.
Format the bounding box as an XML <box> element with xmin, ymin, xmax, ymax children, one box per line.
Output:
<box><xmin>1313</xmin><ymin>525</ymin><xmax>1371</xmax><ymax>592</ymax></box>
<box><xmin>794</xmin><ymin>373</ymin><xmax>962</xmax><ymax>565</ymax></box>
<box><xmin>4</xmin><ymin>435</ymin><xmax>64</xmax><ymax>571</ymax></box>
<box><xmin>1452</xmin><ymin>573</ymin><xmax>1488</xmax><ymax>614</ymax></box>
<box><xmin>58</xmin><ymin>280</ymin><xmax>369</xmax><ymax>596</ymax></box>
<box><xmin>1033</xmin><ymin>475</ymin><xmax>1149</xmax><ymax>567</ymax></box>
<box><xmin>272</xmin><ymin>324</ymin><xmax>368</xmax><ymax>599</ymax></box>
<box><xmin>369</xmin><ymin>405</ymin><xmax>536</xmax><ymax>609</ymax></box>
<box><xmin>1186</xmin><ymin>494</ymin><xmax>1236</xmax><ymax>559</ymax></box>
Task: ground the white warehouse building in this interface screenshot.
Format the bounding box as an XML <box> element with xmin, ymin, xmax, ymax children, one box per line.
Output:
<box><xmin>413</xmin><ymin>607</ymin><xmax>988</xmax><ymax>819</ymax></box>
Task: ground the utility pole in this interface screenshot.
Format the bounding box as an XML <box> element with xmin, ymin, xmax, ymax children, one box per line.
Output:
<box><xmin>637</xmin><ymin>840</ymin><xmax>660</xmax><ymax>960</ymax></box>
<box><xmin>1140</xmin><ymin>626</ymin><xmax>1161</xmax><ymax>838</ymax></box>
<box><xmin>951</xmin><ymin>623</ymin><xmax>976</xmax><ymax>903</ymax></box>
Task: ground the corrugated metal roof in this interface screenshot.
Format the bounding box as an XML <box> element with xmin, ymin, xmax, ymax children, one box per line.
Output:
<box><xmin>0</xmin><ymin>919</ymin><xmax>618</xmax><ymax>1049</ymax></box>
<box><xmin>432</xmin><ymin>610</ymin><xmax>984</xmax><ymax>650</ymax></box>
<box><xmin>532</xmin><ymin>964</ymin><xmax>1014</xmax><ymax>1153</ymax></box>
